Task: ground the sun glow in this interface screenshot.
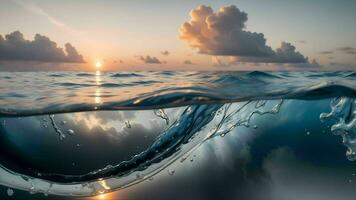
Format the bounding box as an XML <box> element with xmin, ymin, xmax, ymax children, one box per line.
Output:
<box><xmin>95</xmin><ymin>61</ymin><xmax>103</xmax><ymax>69</ymax></box>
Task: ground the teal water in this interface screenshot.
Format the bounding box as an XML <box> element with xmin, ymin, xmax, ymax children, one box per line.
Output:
<box><xmin>0</xmin><ymin>71</ymin><xmax>355</xmax><ymax>198</ymax></box>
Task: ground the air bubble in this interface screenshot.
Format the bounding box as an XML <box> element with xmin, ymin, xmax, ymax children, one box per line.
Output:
<box><xmin>7</xmin><ymin>188</ymin><xmax>14</xmax><ymax>196</ymax></box>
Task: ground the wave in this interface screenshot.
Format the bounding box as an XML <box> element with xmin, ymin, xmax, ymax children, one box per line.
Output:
<box><xmin>110</xmin><ymin>72</ymin><xmax>144</xmax><ymax>78</ymax></box>
<box><xmin>0</xmin><ymin>71</ymin><xmax>355</xmax><ymax>197</ymax></box>
<box><xmin>320</xmin><ymin>97</ymin><xmax>356</xmax><ymax>161</ymax></box>
<box><xmin>0</xmin><ymin>71</ymin><xmax>354</xmax><ymax>117</ymax></box>
<box><xmin>0</xmin><ymin>100</ymin><xmax>285</xmax><ymax>196</ymax></box>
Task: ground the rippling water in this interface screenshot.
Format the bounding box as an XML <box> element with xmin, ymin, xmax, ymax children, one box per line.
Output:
<box><xmin>0</xmin><ymin>71</ymin><xmax>355</xmax><ymax>198</ymax></box>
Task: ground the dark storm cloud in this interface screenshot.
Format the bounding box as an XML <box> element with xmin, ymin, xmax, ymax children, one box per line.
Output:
<box><xmin>179</xmin><ymin>5</ymin><xmax>309</xmax><ymax>64</ymax></box>
<box><xmin>161</xmin><ymin>50</ymin><xmax>170</xmax><ymax>56</ymax></box>
<box><xmin>139</xmin><ymin>55</ymin><xmax>162</xmax><ymax>64</ymax></box>
<box><xmin>183</xmin><ymin>60</ymin><xmax>194</xmax><ymax>65</ymax></box>
<box><xmin>0</xmin><ymin>31</ymin><xmax>85</xmax><ymax>63</ymax></box>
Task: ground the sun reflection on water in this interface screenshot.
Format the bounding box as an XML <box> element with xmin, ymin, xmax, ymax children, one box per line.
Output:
<box><xmin>87</xmin><ymin>191</ymin><xmax>117</xmax><ymax>200</ymax></box>
<box><xmin>95</xmin><ymin>70</ymin><xmax>102</xmax><ymax>105</ymax></box>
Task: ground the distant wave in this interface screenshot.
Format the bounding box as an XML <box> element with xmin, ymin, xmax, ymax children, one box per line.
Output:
<box><xmin>110</xmin><ymin>72</ymin><xmax>144</xmax><ymax>78</ymax></box>
<box><xmin>0</xmin><ymin>71</ymin><xmax>354</xmax><ymax>116</ymax></box>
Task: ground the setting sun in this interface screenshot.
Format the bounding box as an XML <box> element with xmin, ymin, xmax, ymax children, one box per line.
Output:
<box><xmin>96</xmin><ymin>61</ymin><xmax>103</xmax><ymax>69</ymax></box>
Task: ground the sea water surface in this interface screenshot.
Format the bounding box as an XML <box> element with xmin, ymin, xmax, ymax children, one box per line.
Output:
<box><xmin>0</xmin><ymin>71</ymin><xmax>355</xmax><ymax>198</ymax></box>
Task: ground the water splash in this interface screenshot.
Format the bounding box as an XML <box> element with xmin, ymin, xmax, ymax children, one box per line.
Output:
<box><xmin>49</xmin><ymin>115</ymin><xmax>74</xmax><ymax>139</ymax></box>
<box><xmin>0</xmin><ymin>71</ymin><xmax>355</xmax><ymax>197</ymax></box>
<box><xmin>320</xmin><ymin>97</ymin><xmax>356</xmax><ymax>161</ymax></box>
<box><xmin>154</xmin><ymin>109</ymin><xmax>170</xmax><ymax>125</ymax></box>
<box><xmin>49</xmin><ymin>115</ymin><xmax>66</xmax><ymax>140</ymax></box>
<box><xmin>0</xmin><ymin>100</ymin><xmax>284</xmax><ymax>196</ymax></box>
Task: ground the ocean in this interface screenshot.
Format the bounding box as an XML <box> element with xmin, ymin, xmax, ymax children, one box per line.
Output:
<box><xmin>0</xmin><ymin>71</ymin><xmax>355</xmax><ymax>199</ymax></box>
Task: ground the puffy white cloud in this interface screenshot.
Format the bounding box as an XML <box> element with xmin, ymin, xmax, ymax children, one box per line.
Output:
<box><xmin>0</xmin><ymin>31</ymin><xmax>84</xmax><ymax>63</ymax></box>
<box><xmin>139</xmin><ymin>55</ymin><xmax>162</xmax><ymax>64</ymax></box>
<box><xmin>180</xmin><ymin>5</ymin><xmax>309</xmax><ymax>64</ymax></box>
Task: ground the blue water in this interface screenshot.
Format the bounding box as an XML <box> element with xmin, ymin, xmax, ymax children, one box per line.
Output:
<box><xmin>0</xmin><ymin>71</ymin><xmax>355</xmax><ymax>198</ymax></box>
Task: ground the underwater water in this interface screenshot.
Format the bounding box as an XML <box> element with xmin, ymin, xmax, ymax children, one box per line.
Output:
<box><xmin>0</xmin><ymin>71</ymin><xmax>355</xmax><ymax>199</ymax></box>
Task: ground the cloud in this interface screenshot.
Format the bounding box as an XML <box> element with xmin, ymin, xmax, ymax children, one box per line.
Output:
<box><xmin>13</xmin><ymin>0</ymin><xmax>82</xmax><ymax>36</ymax></box>
<box><xmin>231</xmin><ymin>42</ymin><xmax>308</xmax><ymax>63</ymax></box>
<box><xmin>161</xmin><ymin>50</ymin><xmax>170</xmax><ymax>56</ymax></box>
<box><xmin>183</xmin><ymin>59</ymin><xmax>194</xmax><ymax>65</ymax></box>
<box><xmin>320</xmin><ymin>51</ymin><xmax>334</xmax><ymax>55</ymax></box>
<box><xmin>179</xmin><ymin>5</ymin><xmax>309</xmax><ymax>64</ymax></box>
<box><xmin>337</xmin><ymin>47</ymin><xmax>356</xmax><ymax>55</ymax></box>
<box><xmin>114</xmin><ymin>60</ymin><xmax>124</xmax><ymax>64</ymax></box>
<box><xmin>139</xmin><ymin>55</ymin><xmax>162</xmax><ymax>64</ymax></box>
<box><xmin>329</xmin><ymin>62</ymin><xmax>356</xmax><ymax>69</ymax></box>
<box><xmin>0</xmin><ymin>31</ymin><xmax>85</xmax><ymax>63</ymax></box>
<box><xmin>212</xmin><ymin>56</ymin><xmax>231</xmax><ymax>67</ymax></box>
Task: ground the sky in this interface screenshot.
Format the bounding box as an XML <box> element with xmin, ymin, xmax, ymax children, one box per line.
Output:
<box><xmin>0</xmin><ymin>0</ymin><xmax>356</xmax><ymax>71</ymax></box>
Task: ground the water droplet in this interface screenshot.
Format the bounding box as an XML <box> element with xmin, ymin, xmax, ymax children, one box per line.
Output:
<box><xmin>306</xmin><ymin>131</ymin><xmax>310</xmax><ymax>135</ymax></box>
<box><xmin>67</xmin><ymin>129</ymin><xmax>74</xmax><ymax>135</ymax></box>
<box><xmin>187</xmin><ymin>107</ymin><xmax>192</xmax><ymax>113</ymax></box>
<box><xmin>29</xmin><ymin>186</ymin><xmax>36</xmax><ymax>194</ymax></box>
<box><xmin>168</xmin><ymin>169</ymin><xmax>175</xmax><ymax>176</ymax></box>
<box><xmin>253</xmin><ymin>125</ymin><xmax>258</xmax><ymax>129</ymax></box>
<box><xmin>7</xmin><ymin>188</ymin><xmax>14</xmax><ymax>196</ymax></box>
<box><xmin>149</xmin><ymin>177</ymin><xmax>154</xmax><ymax>181</ymax></box>
<box><xmin>60</xmin><ymin>120</ymin><xmax>67</xmax><ymax>125</ymax></box>
<box><xmin>125</xmin><ymin>121</ymin><xmax>132</xmax><ymax>128</ymax></box>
